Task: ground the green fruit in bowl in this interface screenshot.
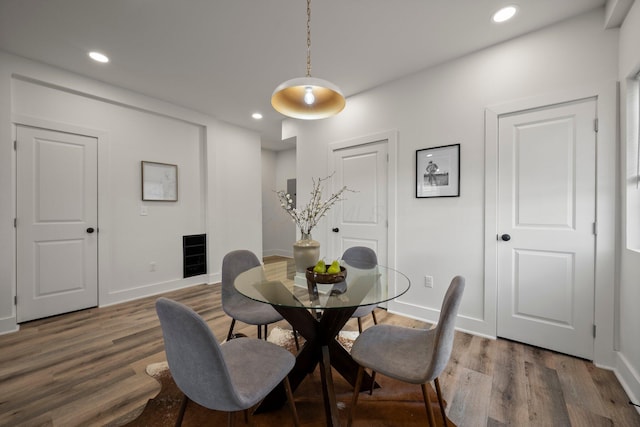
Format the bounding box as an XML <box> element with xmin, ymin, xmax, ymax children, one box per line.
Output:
<box><xmin>326</xmin><ymin>260</ymin><xmax>341</xmax><ymax>274</ymax></box>
<box><xmin>313</xmin><ymin>260</ymin><xmax>326</xmax><ymax>273</ymax></box>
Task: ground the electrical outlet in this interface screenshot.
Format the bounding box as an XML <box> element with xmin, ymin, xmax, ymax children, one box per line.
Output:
<box><xmin>424</xmin><ymin>275</ymin><xmax>433</xmax><ymax>288</ymax></box>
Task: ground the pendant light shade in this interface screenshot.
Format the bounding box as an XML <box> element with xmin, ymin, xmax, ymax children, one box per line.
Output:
<box><xmin>271</xmin><ymin>77</ymin><xmax>345</xmax><ymax>120</ymax></box>
<box><xmin>271</xmin><ymin>0</ymin><xmax>345</xmax><ymax>120</ymax></box>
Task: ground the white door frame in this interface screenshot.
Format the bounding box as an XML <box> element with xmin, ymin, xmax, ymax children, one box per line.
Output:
<box><xmin>11</xmin><ymin>114</ymin><xmax>110</xmax><ymax>326</ymax></box>
<box><xmin>328</xmin><ymin>130</ymin><xmax>398</xmax><ymax>272</ymax></box>
<box><xmin>484</xmin><ymin>83</ymin><xmax>618</xmax><ymax>367</ymax></box>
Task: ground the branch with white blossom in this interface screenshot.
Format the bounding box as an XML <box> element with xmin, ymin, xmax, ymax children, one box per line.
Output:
<box><xmin>275</xmin><ymin>174</ymin><xmax>353</xmax><ymax>236</ymax></box>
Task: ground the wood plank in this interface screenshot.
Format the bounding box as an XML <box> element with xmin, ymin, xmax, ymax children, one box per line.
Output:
<box><xmin>488</xmin><ymin>338</ymin><xmax>529</xmax><ymax>425</ymax></box>
<box><xmin>524</xmin><ymin>360</ymin><xmax>571</xmax><ymax>426</ymax></box>
<box><xmin>553</xmin><ymin>352</ymin><xmax>608</xmax><ymax>418</ymax></box>
<box><xmin>447</xmin><ymin>366</ymin><xmax>492</xmax><ymax>426</ymax></box>
<box><xmin>588</xmin><ymin>363</ymin><xmax>640</xmax><ymax>427</ymax></box>
<box><xmin>566</xmin><ymin>403</ymin><xmax>614</xmax><ymax>427</ymax></box>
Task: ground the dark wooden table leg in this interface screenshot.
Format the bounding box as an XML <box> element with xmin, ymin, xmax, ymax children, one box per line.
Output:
<box><xmin>319</xmin><ymin>345</ymin><xmax>340</xmax><ymax>426</ymax></box>
<box><xmin>326</xmin><ymin>338</ymin><xmax>378</xmax><ymax>392</ymax></box>
<box><xmin>258</xmin><ymin>307</ymin><xmax>319</xmax><ymax>411</ymax></box>
<box><xmin>318</xmin><ymin>308</ymin><xmax>379</xmax><ymax>392</ymax></box>
<box><xmin>259</xmin><ymin>305</ymin><xmax>378</xmax><ymax>425</ymax></box>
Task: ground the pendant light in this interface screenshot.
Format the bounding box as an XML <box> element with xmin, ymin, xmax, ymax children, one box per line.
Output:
<box><xmin>271</xmin><ymin>0</ymin><xmax>345</xmax><ymax>120</ymax></box>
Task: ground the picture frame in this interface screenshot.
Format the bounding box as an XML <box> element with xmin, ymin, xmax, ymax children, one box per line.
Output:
<box><xmin>141</xmin><ymin>161</ymin><xmax>178</xmax><ymax>201</ymax></box>
<box><xmin>416</xmin><ymin>144</ymin><xmax>460</xmax><ymax>198</ymax></box>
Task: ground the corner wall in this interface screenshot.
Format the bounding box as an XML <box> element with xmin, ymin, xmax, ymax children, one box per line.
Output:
<box><xmin>616</xmin><ymin>0</ymin><xmax>640</xmax><ymax>409</ymax></box>
<box><xmin>287</xmin><ymin>9</ymin><xmax>619</xmax><ymax>361</ymax></box>
<box><xmin>0</xmin><ymin>51</ymin><xmax>263</xmax><ymax>333</ymax></box>
<box><xmin>262</xmin><ymin>148</ymin><xmax>297</xmax><ymax>257</ymax></box>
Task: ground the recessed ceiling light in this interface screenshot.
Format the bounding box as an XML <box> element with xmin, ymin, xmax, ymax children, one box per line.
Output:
<box><xmin>492</xmin><ymin>6</ymin><xmax>517</xmax><ymax>23</ymax></box>
<box><xmin>88</xmin><ymin>51</ymin><xmax>109</xmax><ymax>63</ymax></box>
<box><xmin>252</xmin><ymin>113</ymin><xmax>263</xmax><ymax>119</ymax></box>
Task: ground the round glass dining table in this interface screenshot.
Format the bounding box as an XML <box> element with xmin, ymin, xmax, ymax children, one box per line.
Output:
<box><xmin>234</xmin><ymin>260</ymin><xmax>410</xmax><ymax>426</ymax></box>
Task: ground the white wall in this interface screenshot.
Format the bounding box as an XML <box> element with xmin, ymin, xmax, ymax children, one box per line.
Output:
<box><xmin>287</xmin><ymin>8</ymin><xmax>619</xmax><ymax>359</ymax></box>
<box><xmin>617</xmin><ymin>0</ymin><xmax>640</xmax><ymax>408</ymax></box>
<box><xmin>0</xmin><ymin>51</ymin><xmax>263</xmax><ymax>333</ymax></box>
<box><xmin>262</xmin><ymin>148</ymin><xmax>296</xmax><ymax>257</ymax></box>
<box><xmin>12</xmin><ymin>78</ymin><xmax>204</xmax><ymax>299</ymax></box>
<box><xmin>209</xmin><ymin>120</ymin><xmax>263</xmax><ymax>261</ymax></box>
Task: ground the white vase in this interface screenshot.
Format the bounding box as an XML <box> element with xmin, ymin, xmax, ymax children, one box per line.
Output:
<box><xmin>293</xmin><ymin>232</ymin><xmax>320</xmax><ymax>274</ymax></box>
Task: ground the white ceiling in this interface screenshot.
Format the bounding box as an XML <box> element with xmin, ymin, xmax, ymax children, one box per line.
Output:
<box><xmin>0</xmin><ymin>0</ymin><xmax>606</xmax><ymax>151</ymax></box>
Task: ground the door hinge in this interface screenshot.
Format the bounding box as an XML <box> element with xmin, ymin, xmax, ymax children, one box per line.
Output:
<box><xmin>14</xmin><ymin>295</ymin><xmax>17</xmax><ymax>305</ymax></box>
<box><xmin>14</xmin><ymin>140</ymin><xmax>17</xmax><ymax>150</ymax></box>
<box><xmin>593</xmin><ymin>324</ymin><xmax>596</xmax><ymax>338</ymax></box>
<box><xmin>594</xmin><ymin>118</ymin><xmax>599</xmax><ymax>133</ymax></box>
<box><xmin>592</xmin><ymin>222</ymin><xmax>597</xmax><ymax>235</ymax></box>
<box><xmin>14</xmin><ymin>218</ymin><xmax>17</xmax><ymax>228</ymax></box>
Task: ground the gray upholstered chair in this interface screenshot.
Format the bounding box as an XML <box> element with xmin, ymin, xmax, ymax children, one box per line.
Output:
<box><xmin>342</xmin><ymin>246</ymin><xmax>378</xmax><ymax>333</ymax></box>
<box><xmin>222</xmin><ymin>249</ymin><xmax>284</xmax><ymax>341</ymax></box>
<box><xmin>347</xmin><ymin>276</ymin><xmax>465</xmax><ymax>427</ymax></box>
<box><xmin>156</xmin><ymin>297</ymin><xmax>299</xmax><ymax>427</ymax></box>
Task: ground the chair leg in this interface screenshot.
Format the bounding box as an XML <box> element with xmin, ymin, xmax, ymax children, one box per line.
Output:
<box><xmin>175</xmin><ymin>394</ymin><xmax>188</xmax><ymax>427</ymax></box>
<box><xmin>227</xmin><ymin>319</ymin><xmax>236</xmax><ymax>341</ymax></box>
<box><xmin>293</xmin><ymin>329</ymin><xmax>300</xmax><ymax>351</ymax></box>
<box><xmin>227</xmin><ymin>411</ymin><xmax>235</xmax><ymax>427</ymax></box>
<box><xmin>347</xmin><ymin>365</ymin><xmax>365</xmax><ymax>427</ymax></box>
<box><xmin>257</xmin><ymin>324</ymin><xmax>262</xmax><ymax>339</ymax></box>
<box><xmin>371</xmin><ymin>310</ymin><xmax>378</xmax><ymax>325</ymax></box>
<box><xmin>243</xmin><ymin>403</ymin><xmax>261</xmax><ymax>426</ymax></box>
<box><xmin>434</xmin><ymin>377</ymin><xmax>448</xmax><ymax>426</ymax></box>
<box><xmin>264</xmin><ymin>324</ymin><xmax>268</xmax><ymax>340</ymax></box>
<box><xmin>421</xmin><ymin>383</ymin><xmax>437</xmax><ymax>427</ymax></box>
<box><xmin>283</xmin><ymin>376</ymin><xmax>300</xmax><ymax>427</ymax></box>
<box><xmin>357</xmin><ymin>317</ymin><xmax>363</xmax><ymax>333</ymax></box>
<box><xmin>369</xmin><ymin>370</ymin><xmax>376</xmax><ymax>395</ymax></box>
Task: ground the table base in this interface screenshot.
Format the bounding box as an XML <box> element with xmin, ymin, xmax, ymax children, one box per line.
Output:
<box><xmin>259</xmin><ymin>305</ymin><xmax>378</xmax><ymax>426</ymax></box>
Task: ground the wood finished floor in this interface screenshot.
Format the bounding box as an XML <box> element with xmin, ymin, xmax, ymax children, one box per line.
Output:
<box><xmin>1</xmin><ymin>256</ymin><xmax>639</xmax><ymax>426</ymax></box>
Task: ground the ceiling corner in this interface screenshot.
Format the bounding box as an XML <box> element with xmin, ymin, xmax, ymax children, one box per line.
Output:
<box><xmin>604</xmin><ymin>0</ymin><xmax>634</xmax><ymax>28</ymax></box>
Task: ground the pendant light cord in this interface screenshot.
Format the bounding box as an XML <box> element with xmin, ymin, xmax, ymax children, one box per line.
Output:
<box><xmin>306</xmin><ymin>0</ymin><xmax>312</xmax><ymax>77</ymax></box>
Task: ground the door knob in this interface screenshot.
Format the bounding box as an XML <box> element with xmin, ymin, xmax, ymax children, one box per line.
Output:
<box><xmin>500</xmin><ymin>234</ymin><xmax>511</xmax><ymax>241</ymax></box>
<box><xmin>332</xmin><ymin>227</ymin><xmax>340</xmax><ymax>233</ymax></box>
<box><xmin>86</xmin><ymin>227</ymin><xmax>95</xmax><ymax>234</ymax></box>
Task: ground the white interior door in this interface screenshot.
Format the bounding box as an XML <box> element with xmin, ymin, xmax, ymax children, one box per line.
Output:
<box><xmin>330</xmin><ymin>140</ymin><xmax>388</xmax><ymax>265</ymax></box>
<box><xmin>16</xmin><ymin>126</ymin><xmax>98</xmax><ymax>322</ymax></box>
<box><xmin>497</xmin><ymin>99</ymin><xmax>596</xmax><ymax>360</ymax></box>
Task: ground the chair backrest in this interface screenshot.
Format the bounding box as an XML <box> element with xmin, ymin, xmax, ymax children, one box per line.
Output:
<box><xmin>155</xmin><ymin>297</ymin><xmax>243</xmax><ymax>411</ymax></box>
<box><xmin>221</xmin><ymin>249</ymin><xmax>262</xmax><ymax>304</ymax></box>
<box><xmin>342</xmin><ymin>246</ymin><xmax>378</xmax><ymax>269</ymax></box>
<box><xmin>426</xmin><ymin>276</ymin><xmax>465</xmax><ymax>381</ymax></box>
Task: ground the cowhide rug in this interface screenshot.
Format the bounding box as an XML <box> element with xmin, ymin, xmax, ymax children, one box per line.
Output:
<box><xmin>116</xmin><ymin>327</ymin><xmax>454</xmax><ymax>426</ymax></box>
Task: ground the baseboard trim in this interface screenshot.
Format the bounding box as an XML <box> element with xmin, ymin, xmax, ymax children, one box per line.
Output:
<box><xmin>388</xmin><ymin>299</ymin><xmax>495</xmax><ymax>338</ymax></box>
<box><xmin>0</xmin><ymin>316</ymin><xmax>19</xmax><ymax>335</ymax></box>
<box><xmin>263</xmin><ymin>249</ymin><xmax>293</xmax><ymax>258</ymax></box>
<box><xmin>100</xmin><ymin>275</ymin><xmax>209</xmax><ymax>307</ymax></box>
<box><xmin>615</xmin><ymin>351</ymin><xmax>640</xmax><ymax>415</ymax></box>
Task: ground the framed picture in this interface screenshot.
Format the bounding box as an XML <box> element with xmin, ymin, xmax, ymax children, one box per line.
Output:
<box><xmin>416</xmin><ymin>144</ymin><xmax>460</xmax><ymax>198</ymax></box>
<box><xmin>141</xmin><ymin>161</ymin><xmax>178</xmax><ymax>201</ymax></box>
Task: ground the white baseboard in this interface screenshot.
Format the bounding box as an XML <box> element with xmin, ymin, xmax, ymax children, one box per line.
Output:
<box><xmin>209</xmin><ymin>272</ymin><xmax>221</xmax><ymax>285</ymax></box>
<box><xmin>387</xmin><ymin>299</ymin><xmax>495</xmax><ymax>338</ymax></box>
<box><xmin>0</xmin><ymin>316</ymin><xmax>19</xmax><ymax>335</ymax></box>
<box><xmin>100</xmin><ymin>275</ymin><xmax>210</xmax><ymax>307</ymax></box>
<box><xmin>615</xmin><ymin>352</ymin><xmax>640</xmax><ymax>415</ymax></box>
<box><xmin>263</xmin><ymin>249</ymin><xmax>293</xmax><ymax>258</ymax></box>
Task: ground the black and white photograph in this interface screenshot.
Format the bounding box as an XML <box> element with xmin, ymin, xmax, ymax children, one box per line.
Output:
<box><xmin>416</xmin><ymin>144</ymin><xmax>460</xmax><ymax>198</ymax></box>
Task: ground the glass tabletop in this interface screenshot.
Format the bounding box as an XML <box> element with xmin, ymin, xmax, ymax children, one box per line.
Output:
<box><xmin>234</xmin><ymin>260</ymin><xmax>411</xmax><ymax>310</ymax></box>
